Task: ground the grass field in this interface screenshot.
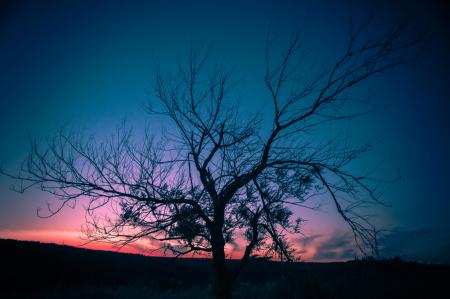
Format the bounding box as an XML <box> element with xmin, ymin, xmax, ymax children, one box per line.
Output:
<box><xmin>1</xmin><ymin>239</ymin><xmax>449</xmax><ymax>298</ymax></box>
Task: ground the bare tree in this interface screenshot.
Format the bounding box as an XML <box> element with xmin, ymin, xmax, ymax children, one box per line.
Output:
<box><xmin>2</xmin><ymin>19</ymin><xmax>420</xmax><ymax>299</ymax></box>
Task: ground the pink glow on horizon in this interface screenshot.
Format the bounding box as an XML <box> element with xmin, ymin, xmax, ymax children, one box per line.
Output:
<box><xmin>0</xmin><ymin>188</ymin><xmax>359</xmax><ymax>262</ymax></box>
<box><xmin>0</xmin><ymin>227</ymin><xmax>351</xmax><ymax>262</ymax></box>
<box><xmin>1</xmin><ymin>187</ymin><xmax>356</xmax><ymax>262</ymax></box>
<box><xmin>0</xmin><ymin>228</ymin><xmax>161</xmax><ymax>256</ymax></box>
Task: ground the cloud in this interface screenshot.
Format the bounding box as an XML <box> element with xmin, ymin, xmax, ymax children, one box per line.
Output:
<box><xmin>378</xmin><ymin>226</ymin><xmax>450</xmax><ymax>263</ymax></box>
<box><xmin>297</xmin><ymin>234</ymin><xmax>323</xmax><ymax>247</ymax></box>
<box><xmin>292</xmin><ymin>231</ymin><xmax>357</xmax><ymax>261</ymax></box>
<box><xmin>312</xmin><ymin>231</ymin><xmax>357</xmax><ymax>261</ymax></box>
<box><xmin>291</xmin><ymin>226</ymin><xmax>450</xmax><ymax>263</ymax></box>
<box><xmin>292</xmin><ymin>234</ymin><xmax>323</xmax><ymax>258</ymax></box>
<box><xmin>127</xmin><ymin>236</ymin><xmax>173</xmax><ymax>255</ymax></box>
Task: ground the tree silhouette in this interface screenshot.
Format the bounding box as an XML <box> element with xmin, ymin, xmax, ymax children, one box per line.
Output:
<box><xmin>2</xmin><ymin>19</ymin><xmax>420</xmax><ymax>299</ymax></box>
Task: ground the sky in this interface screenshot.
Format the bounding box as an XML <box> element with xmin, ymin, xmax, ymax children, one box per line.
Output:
<box><xmin>1</xmin><ymin>0</ymin><xmax>449</xmax><ymax>263</ymax></box>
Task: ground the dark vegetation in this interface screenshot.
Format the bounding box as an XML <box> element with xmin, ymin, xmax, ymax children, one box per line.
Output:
<box><xmin>1</xmin><ymin>239</ymin><xmax>449</xmax><ymax>299</ymax></box>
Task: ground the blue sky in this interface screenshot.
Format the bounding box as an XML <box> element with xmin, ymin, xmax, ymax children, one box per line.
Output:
<box><xmin>1</xmin><ymin>0</ymin><xmax>449</xmax><ymax>262</ymax></box>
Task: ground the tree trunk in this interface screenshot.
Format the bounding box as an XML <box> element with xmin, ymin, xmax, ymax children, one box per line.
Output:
<box><xmin>211</xmin><ymin>222</ymin><xmax>233</xmax><ymax>299</ymax></box>
<box><xmin>212</xmin><ymin>265</ymin><xmax>233</xmax><ymax>299</ymax></box>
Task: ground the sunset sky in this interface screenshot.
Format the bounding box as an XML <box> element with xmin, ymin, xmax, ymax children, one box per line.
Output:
<box><xmin>1</xmin><ymin>0</ymin><xmax>450</xmax><ymax>263</ymax></box>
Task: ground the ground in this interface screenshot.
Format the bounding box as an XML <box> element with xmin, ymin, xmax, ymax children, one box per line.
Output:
<box><xmin>1</xmin><ymin>239</ymin><xmax>449</xmax><ymax>298</ymax></box>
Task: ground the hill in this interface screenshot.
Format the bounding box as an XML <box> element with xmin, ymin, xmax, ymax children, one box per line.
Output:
<box><xmin>1</xmin><ymin>238</ymin><xmax>449</xmax><ymax>298</ymax></box>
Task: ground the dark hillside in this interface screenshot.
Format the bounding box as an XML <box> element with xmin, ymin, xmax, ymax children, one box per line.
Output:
<box><xmin>1</xmin><ymin>239</ymin><xmax>449</xmax><ymax>298</ymax></box>
<box><xmin>1</xmin><ymin>239</ymin><xmax>212</xmax><ymax>290</ymax></box>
